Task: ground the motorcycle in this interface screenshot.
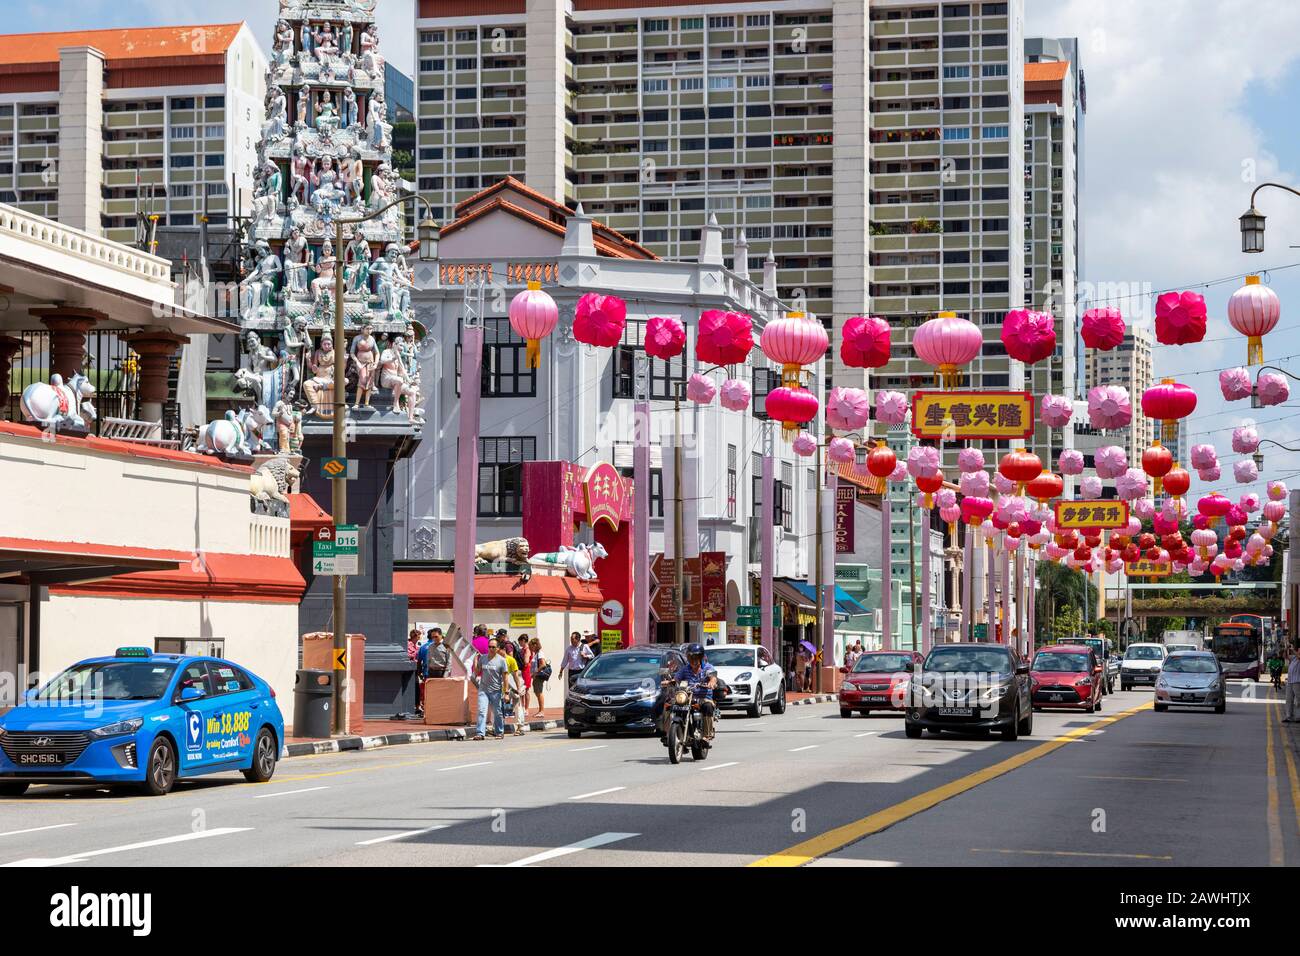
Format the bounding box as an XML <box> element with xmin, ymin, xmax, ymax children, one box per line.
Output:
<box><xmin>665</xmin><ymin>680</ymin><xmax>712</xmax><ymax>764</ymax></box>
<box><xmin>1271</xmin><ymin>668</ymin><xmax>1283</xmax><ymax>692</ymax></box>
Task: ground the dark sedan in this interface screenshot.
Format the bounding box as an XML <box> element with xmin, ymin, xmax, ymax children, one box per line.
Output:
<box><xmin>563</xmin><ymin>646</ymin><xmax>684</xmax><ymax>739</ymax></box>
<box><xmin>904</xmin><ymin>643</ymin><xmax>1034</xmax><ymax>741</ymax></box>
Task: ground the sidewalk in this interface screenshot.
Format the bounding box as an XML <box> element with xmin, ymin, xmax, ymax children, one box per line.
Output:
<box><xmin>284</xmin><ymin>691</ymin><xmax>839</xmax><ymax>757</ymax></box>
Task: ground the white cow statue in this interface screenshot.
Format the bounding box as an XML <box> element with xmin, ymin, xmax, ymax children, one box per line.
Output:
<box><xmin>20</xmin><ymin>373</ymin><xmax>96</xmax><ymax>431</ymax></box>
<box><xmin>529</xmin><ymin>542</ymin><xmax>609</xmax><ymax>581</ymax></box>
<box><xmin>196</xmin><ymin>406</ymin><xmax>271</xmax><ymax>457</ymax></box>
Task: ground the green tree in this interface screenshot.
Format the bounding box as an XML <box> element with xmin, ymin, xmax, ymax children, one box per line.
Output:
<box><xmin>1051</xmin><ymin>606</ymin><xmax>1083</xmax><ymax>643</ymax></box>
<box><xmin>1035</xmin><ymin>561</ymin><xmax>1097</xmax><ymax>643</ymax></box>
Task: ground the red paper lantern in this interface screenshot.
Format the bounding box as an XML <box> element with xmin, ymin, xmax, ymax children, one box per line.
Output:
<box><xmin>999</xmin><ymin>448</ymin><xmax>1043</xmax><ymax>494</ymax></box>
<box><xmin>1122</xmin><ymin>544</ymin><xmax>1141</xmax><ymax>563</ymax></box>
<box><xmin>1141</xmin><ymin>443</ymin><xmax>1173</xmax><ymax>495</ymax></box>
<box><xmin>1141</xmin><ymin>379</ymin><xmax>1198</xmax><ymax>442</ymax></box>
<box><xmin>915</xmin><ymin>472</ymin><xmax>945</xmax><ymax>509</ymax></box>
<box><xmin>1163</xmin><ymin>465</ymin><xmax>1191</xmax><ymax>500</ymax></box>
<box><xmin>1085</xmin><ymin>533</ymin><xmax>1102</xmax><ymax>549</ymax></box>
<box><xmin>866</xmin><ymin>444</ymin><xmax>897</xmax><ymax>479</ymax></box>
<box><xmin>1025</xmin><ymin>470</ymin><xmax>1064</xmax><ymax>503</ymax></box>
<box><xmin>764</xmin><ymin>386</ymin><xmax>819</xmax><ymax>439</ymax></box>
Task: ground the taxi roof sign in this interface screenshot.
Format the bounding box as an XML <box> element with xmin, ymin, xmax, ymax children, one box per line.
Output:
<box><xmin>115</xmin><ymin>646</ymin><xmax>153</xmax><ymax>658</ymax></box>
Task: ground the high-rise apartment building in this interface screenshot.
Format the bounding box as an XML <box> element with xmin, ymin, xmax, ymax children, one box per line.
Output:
<box><xmin>1086</xmin><ymin>326</ymin><xmax>1154</xmax><ymax>466</ymax></box>
<box><xmin>0</xmin><ymin>24</ymin><xmax>265</xmax><ymax>245</ymax></box>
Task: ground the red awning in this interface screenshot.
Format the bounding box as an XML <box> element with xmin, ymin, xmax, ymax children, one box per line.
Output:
<box><xmin>289</xmin><ymin>493</ymin><xmax>332</xmax><ymax>538</ymax></box>
<box><xmin>395</xmin><ymin>570</ymin><xmax>605</xmax><ymax>611</ymax></box>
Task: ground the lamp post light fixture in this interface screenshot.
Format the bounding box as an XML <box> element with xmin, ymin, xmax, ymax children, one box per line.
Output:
<box><xmin>1239</xmin><ymin>182</ymin><xmax>1300</xmax><ymax>253</ymax></box>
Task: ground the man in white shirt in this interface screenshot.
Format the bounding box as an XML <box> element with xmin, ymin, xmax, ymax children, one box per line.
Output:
<box><xmin>560</xmin><ymin>631</ymin><xmax>595</xmax><ymax>698</ymax></box>
<box><xmin>1285</xmin><ymin>644</ymin><xmax>1300</xmax><ymax>722</ymax></box>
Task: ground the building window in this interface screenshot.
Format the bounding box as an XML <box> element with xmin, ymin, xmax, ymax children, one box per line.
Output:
<box><xmin>780</xmin><ymin>463</ymin><xmax>794</xmax><ymax>533</ymax></box>
<box><xmin>169</xmin><ymin>97</ymin><xmax>195</xmax><ymax>110</ymax></box>
<box><xmin>169</xmin><ymin>155</ymin><xmax>195</xmax><ymax>168</ymax></box>
<box><xmin>942</xmin><ymin>65</ymin><xmax>970</xmax><ymax>79</ymax></box>
<box><xmin>478</xmin><ymin>437</ymin><xmax>535</xmax><ymax>517</ymax></box>
<box><xmin>679</xmin><ymin>77</ymin><xmax>703</xmax><ymax>91</ymax></box>
<box><xmin>203</xmin><ymin>95</ymin><xmax>224</xmax><ymax>108</ymax></box>
<box><xmin>645</xmin><ymin>18</ymin><xmax>669</xmax><ymax>31</ymax></box>
<box><xmin>681</xmin><ymin>17</ymin><xmax>703</xmax><ymax>30</ymax></box>
<box><xmin>204</xmin><ymin>154</ymin><xmax>224</xmax><ymax>167</ymax></box>
<box><xmin>643</xmin><ymin>78</ymin><xmax>669</xmax><ymax>93</ymax></box>
<box><xmin>170</xmin><ymin>126</ymin><xmax>195</xmax><ymax>139</ymax></box>
<box><xmin>612</xmin><ymin>320</ymin><xmax>687</xmax><ymax>400</ymax></box>
<box><xmin>982</xmin><ymin>64</ymin><xmax>1009</xmax><ymax>77</ymax></box>
<box><xmin>457</xmin><ymin>318</ymin><xmax>536</xmax><ymax>398</ymax></box>
<box><xmin>709</xmin><ymin>16</ymin><xmax>735</xmax><ymax>28</ymax></box>
<box><xmin>752</xmin><ymin>367</ymin><xmax>778</xmax><ymax>419</ymax></box>
<box><xmin>982</xmin><ymin>126</ymin><xmax>1009</xmax><ymax>139</ymax></box>
<box><xmin>707</xmin><ymin>75</ymin><xmax>735</xmax><ymax>90</ymax></box>
<box><xmin>942</xmin><ymin>127</ymin><xmax>971</xmax><ymax>141</ymax></box>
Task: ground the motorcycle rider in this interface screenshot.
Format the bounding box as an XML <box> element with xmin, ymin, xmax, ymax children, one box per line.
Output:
<box><xmin>661</xmin><ymin>643</ymin><xmax>719</xmax><ymax>742</ymax></box>
<box><xmin>1268</xmin><ymin>648</ymin><xmax>1285</xmax><ymax>690</ymax></box>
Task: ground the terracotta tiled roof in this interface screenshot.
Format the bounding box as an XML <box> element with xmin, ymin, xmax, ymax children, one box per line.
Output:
<box><xmin>396</xmin><ymin>569</ymin><xmax>606</xmax><ymax>611</ymax></box>
<box><xmin>0</xmin><ymin>23</ymin><xmax>244</xmax><ymax>67</ymax></box>
<box><xmin>1025</xmin><ymin>61</ymin><xmax>1070</xmax><ymax>84</ymax></box>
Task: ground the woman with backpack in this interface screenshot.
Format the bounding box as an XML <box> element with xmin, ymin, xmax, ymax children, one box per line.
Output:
<box><xmin>529</xmin><ymin>636</ymin><xmax>551</xmax><ymax>718</ymax></box>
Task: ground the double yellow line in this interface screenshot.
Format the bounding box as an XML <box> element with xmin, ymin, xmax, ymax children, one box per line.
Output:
<box><xmin>751</xmin><ymin>702</ymin><xmax>1152</xmax><ymax>867</ymax></box>
<box><xmin>1265</xmin><ymin>687</ymin><xmax>1300</xmax><ymax>866</ymax></box>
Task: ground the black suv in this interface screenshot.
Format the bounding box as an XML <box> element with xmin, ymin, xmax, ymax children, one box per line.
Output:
<box><xmin>904</xmin><ymin>643</ymin><xmax>1034</xmax><ymax>741</ymax></box>
<box><xmin>564</xmin><ymin>645</ymin><xmax>684</xmax><ymax>739</ymax></box>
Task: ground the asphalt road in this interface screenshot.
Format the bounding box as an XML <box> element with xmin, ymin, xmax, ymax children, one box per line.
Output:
<box><xmin>0</xmin><ymin>682</ymin><xmax>1295</xmax><ymax>867</ymax></box>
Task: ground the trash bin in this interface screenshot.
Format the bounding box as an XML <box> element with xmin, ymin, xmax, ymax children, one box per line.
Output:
<box><xmin>293</xmin><ymin>669</ymin><xmax>333</xmax><ymax>739</ymax></box>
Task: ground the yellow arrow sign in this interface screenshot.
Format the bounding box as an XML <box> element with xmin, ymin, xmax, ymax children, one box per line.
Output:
<box><xmin>334</xmin><ymin>648</ymin><xmax>347</xmax><ymax>671</ymax></box>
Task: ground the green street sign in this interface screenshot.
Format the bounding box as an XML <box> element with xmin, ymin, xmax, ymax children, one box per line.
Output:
<box><xmin>312</xmin><ymin>525</ymin><xmax>360</xmax><ymax>576</ymax></box>
<box><xmin>973</xmin><ymin>623</ymin><xmax>988</xmax><ymax>640</ymax></box>
<box><xmin>737</xmin><ymin>607</ymin><xmax>783</xmax><ymax>628</ymax></box>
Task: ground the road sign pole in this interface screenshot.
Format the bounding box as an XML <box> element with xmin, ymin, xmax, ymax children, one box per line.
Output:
<box><xmin>761</xmin><ymin>423</ymin><xmax>775</xmax><ymax>659</ymax></box>
<box><xmin>331</xmin><ymin>217</ymin><xmax>347</xmax><ymax>736</ymax></box>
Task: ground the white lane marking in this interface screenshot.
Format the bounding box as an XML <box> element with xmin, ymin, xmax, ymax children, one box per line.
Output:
<box><xmin>0</xmin><ymin>823</ymin><xmax>77</xmax><ymax>839</ymax></box>
<box><xmin>699</xmin><ymin>761</ymin><xmax>739</xmax><ymax>772</ymax></box>
<box><xmin>568</xmin><ymin>786</ymin><xmax>626</xmax><ymax>801</ymax></box>
<box><xmin>789</xmin><ymin>745</ymin><xmax>820</xmax><ymax>752</ymax></box>
<box><xmin>3</xmin><ymin>827</ymin><xmax>251</xmax><ymax>867</ymax></box>
<box><xmin>797</xmin><ymin>714</ymin><xmax>823</xmax><ymax>720</ymax></box>
<box><xmin>356</xmin><ymin>825</ymin><xmax>449</xmax><ymax>846</ymax></box>
<box><xmin>493</xmin><ymin>831</ymin><xmax>639</xmax><ymax>867</ymax></box>
<box><xmin>252</xmin><ymin>786</ymin><xmax>329</xmax><ymax>799</ymax></box>
<box><xmin>569</xmin><ymin>745</ymin><xmax>608</xmax><ymax>752</ymax></box>
<box><xmin>438</xmin><ymin>762</ymin><xmax>494</xmax><ymax>772</ymax></box>
<box><xmin>854</xmin><ymin>732</ymin><xmax>878</xmax><ymax>738</ymax></box>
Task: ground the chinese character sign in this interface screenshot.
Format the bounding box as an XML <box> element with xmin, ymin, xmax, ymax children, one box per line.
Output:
<box><xmin>1126</xmin><ymin>559</ymin><xmax>1172</xmax><ymax>578</ymax></box>
<box><xmin>1053</xmin><ymin>500</ymin><xmax>1130</xmax><ymax>530</ymax></box>
<box><xmin>911</xmin><ymin>391</ymin><xmax>1034</xmax><ymax>440</ymax></box>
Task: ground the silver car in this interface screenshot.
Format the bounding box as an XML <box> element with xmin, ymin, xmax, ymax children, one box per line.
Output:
<box><xmin>1154</xmin><ymin>651</ymin><xmax>1227</xmax><ymax>714</ymax></box>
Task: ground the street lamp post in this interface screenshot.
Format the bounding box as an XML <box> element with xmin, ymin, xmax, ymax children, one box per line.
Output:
<box><xmin>329</xmin><ymin>196</ymin><xmax>438</xmax><ymax>735</ymax></box>
<box><xmin>1239</xmin><ymin>182</ymin><xmax>1300</xmax><ymax>253</ymax></box>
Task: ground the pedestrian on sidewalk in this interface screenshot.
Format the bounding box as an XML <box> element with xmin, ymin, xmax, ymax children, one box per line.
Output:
<box><xmin>472</xmin><ymin>637</ymin><xmax>509</xmax><ymax>740</ymax></box>
<box><xmin>426</xmin><ymin>627</ymin><xmax>450</xmax><ymax>679</ymax></box>
<box><xmin>1286</xmin><ymin>642</ymin><xmax>1300</xmax><ymax>723</ymax></box>
<box><xmin>583</xmin><ymin>631</ymin><xmax>602</xmax><ymax>659</ymax></box>
<box><xmin>561</xmin><ymin>631</ymin><xmax>594</xmax><ymax>694</ymax></box>
<box><xmin>516</xmin><ymin>634</ymin><xmax>534</xmax><ymax>713</ymax></box>
<box><xmin>496</xmin><ymin>640</ymin><xmax>526</xmax><ymax>736</ymax></box>
<box><xmin>529</xmin><ymin>636</ymin><xmax>550</xmax><ymax>717</ymax></box>
<box><xmin>407</xmin><ymin>628</ymin><xmax>421</xmax><ymax>663</ymax></box>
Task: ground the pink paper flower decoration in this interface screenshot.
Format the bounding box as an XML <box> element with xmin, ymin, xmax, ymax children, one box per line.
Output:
<box><xmin>572</xmin><ymin>292</ymin><xmax>627</xmax><ymax>348</ymax></box>
<box><xmin>1080</xmin><ymin>475</ymin><xmax>1103</xmax><ymax>498</ymax></box>
<box><xmin>1088</xmin><ymin>385</ymin><xmax>1132</xmax><ymax>430</ymax></box>
<box><xmin>1269</xmin><ymin>480</ymin><xmax>1288</xmax><ymax>501</ymax></box>
<box><xmin>1001</xmin><ymin>309</ymin><xmax>1057</xmax><ymax>365</ymax></box>
<box><xmin>957</xmin><ymin>447</ymin><xmax>986</xmax><ymax>474</ymax></box>
<box><xmin>906</xmin><ymin>445</ymin><xmax>941</xmax><ymax>479</ymax></box>
<box><xmin>825</xmin><ymin>386</ymin><xmax>872</xmax><ymax>431</ymax></box>
<box><xmin>875</xmin><ymin>390</ymin><xmax>910</xmax><ymax>425</ymax></box>
<box><xmin>828</xmin><ymin>437</ymin><xmax>857</xmax><ymax>464</ymax></box>
<box><xmin>1094</xmin><ymin>445</ymin><xmax>1128</xmax><ymax>479</ymax></box>
<box><xmin>1040</xmin><ymin>394</ymin><xmax>1073</xmax><ymax>429</ymax></box>
<box><xmin>1257</xmin><ymin>371</ymin><xmax>1290</xmax><ymax>407</ymax></box>
<box><xmin>1115</xmin><ymin>468</ymin><xmax>1148</xmax><ymax>500</ymax></box>
<box><xmin>1197</xmin><ymin>465</ymin><xmax>1221</xmax><ymax>483</ymax></box>
<box><xmin>792</xmin><ymin>433</ymin><xmax>818</xmax><ymax>458</ymax></box>
<box><xmin>1081</xmin><ymin>307</ymin><xmax>1126</xmax><ymax>351</ymax></box>
<box><xmin>1231</xmin><ymin>426</ymin><xmax>1260</xmax><ymax>454</ymax></box>
<box><xmin>685</xmin><ymin>372</ymin><xmax>716</xmax><ymax>405</ymax></box>
<box><xmin>1133</xmin><ymin>497</ymin><xmax>1156</xmax><ymax>520</ymax></box>
<box><xmin>719</xmin><ymin>378</ymin><xmax>751</xmax><ymax>412</ymax></box>
<box><xmin>1190</xmin><ymin>444</ymin><xmax>1218</xmax><ymax>470</ymax></box>
<box><xmin>993</xmin><ymin>473</ymin><xmax>1016</xmax><ymax>496</ymax></box>
<box><xmin>1219</xmin><ymin>367</ymin><xmax>1253</xmax><ymax>402</ymax></box>
<box><xmin>1240</xmin><ymin>493</ymin><xmax>1262</xmax><ymax>513</ymax></box>
<box><xmin>1058</xmin><ymin>450</ymin><xmax>1085</xmax><ymax>475</ymax></box>
<box><xmin>889</xmin><ymin>462</ymin><xmax>908</xmax><ymax>483</ymax></box>
<box><xmin>839</xmin><ymin>315</ymin><xmax>892</xmax><ymax>369</ymax></box>
<box><xmin>935</xmin><ymin>488</ymin><xmax>958</xmax><ymax>509</ymax></box>
<box><xmin>1226</xmin><ymin>504</ymin><xmax>1248</xmax><ymax>527</ymax></box>
<box><xmin>1155</xmin><ymin>290</ymin><xmax>1208</xmax><ymax>346</ymax></box>
<box><xmin>959</xmin><ymin>471</ymin><xmax>990</xmax><ymax>497</ymax></box>
<box><xmin>644</xmin><ymin>315</ymin><xmax>686</xmax><ymax>360</ymax></box>
<box><xmin>696</xmin><ymin>309</ymin><xmax>754</xmax><ymax>366</ymax></box>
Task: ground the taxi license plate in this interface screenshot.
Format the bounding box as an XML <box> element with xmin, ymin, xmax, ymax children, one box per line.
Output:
<box><xmin>937</xmin><ymin>707</ymin><xmax>973</xmax><ymax>717</ymax></box>
<box><xmin>596</xmin><ymin>712</ymin><xmax>616</xmax><ymax>723</ymax></box>
<box><xmin>18</xmin><ymin>753</ymin><xmax>63</xmax><ymax>765</ymax></box>
<box><xmin>865</xmin><ymin>695</ymin><xmax>888</xmax><ymax>704</ymax></box>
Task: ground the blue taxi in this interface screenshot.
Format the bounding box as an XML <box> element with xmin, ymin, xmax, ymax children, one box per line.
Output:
<box><xmin>0</xmin><ymin>648</ymin><xmax>285</xmax><ymax>796</ymax></box>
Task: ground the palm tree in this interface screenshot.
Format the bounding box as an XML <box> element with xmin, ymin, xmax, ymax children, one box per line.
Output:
<box><xmin>1035</xmin><ymin>562</ymin><xmax>1097</xmax><ymax>644</ymax></box>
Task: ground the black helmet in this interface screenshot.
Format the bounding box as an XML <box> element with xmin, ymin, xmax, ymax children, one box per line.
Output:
<box><xmin>685</xmin><ymin>643</ymin><xmax>706</xmax><ymax>662</ymax></box>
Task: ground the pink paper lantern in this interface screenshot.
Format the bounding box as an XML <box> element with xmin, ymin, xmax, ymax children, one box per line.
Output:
<box><xmin>696</xmin><ymin>309</ymin><xmax>754</xmax><ymax>366</ymax></box>
<box><xmin>875</xmin><ymin>390</ymin><xmax>909</xmax><ymax>425</ymax></box>
<box><xmin>959</xmin><ymin>470</ymin><xmax>990</xmax><ymax>498</ymax></box>
<box><xmin>1088</xmin><ymin>385</ymin><xmax>1132</xmax><ymax>430</ymax></box>
<box><xmin>1227</xmin><ymin>275</ymin><xmax>1281</xmax><ymax>364</ymax></box>
<box><xmin>1155</xmin><ymin>290</ymin><xmax>1208</xmax><ymax>346</ymax></box>
<box><xmin>1140</xmin><ymin>380</ymin><xmax>1198</xmax><ymax>442</ymax></box>
<box><xmin>1257</xmin><ymin>371</ymin><xmax>1290</xmax><ymax>407</ymax></box>
<box><xmin>960</xmin><ymin>497</ymin><xmax>995</xmax><ymax>526</ymax></box>
<box><xmin>719</xmin><ymin>378</ymin><xmax>751</xmax><ymax>412</ymax></box>
<box><xmin>644</xmin><ymin>315</ymin><xmax>686</xmax><ymax>360</ymax></box>
<box><xmin>508</xmin><ymin>282</ymin><xmax>560</xmax><ymax>367</ymax></box>
<box><xmin>907</xmin><ymin>445</ymin><xmax>941</xmax><ymax>479</ymax></box>
<box><xmin>825</xmin><ymin>386</ymin><xmax>871</xmax><ymax>431</ymax></box>
<box><xmin>1126</xmin><ymin>517</ymin><xmax>1143</xmax><ymax>536</ymax></box>
<box><xmin>1231</xmin><ymin>426</ymin><xmax>1260</xmax><ymax>454</ymax></box>
<box><xmin>572</xmin><ymin>292</ymin><xmax>627</xmax><ymax>348</ymax></box>
<box><xmin>1190</xmin><ymin>444</ymin><xmax>1218</xmax><ymax>471</ymax></box>
<box><xmin>1040</xmin><ymin>394</ymin><xmax>1073</xmax><ymax>429</ymax></box>
<box><xmin>1269</xmin><ymin>480</ymin><xmax>1289</xmax><ymax>501</ymax></box>
<box><xmin>1080</xmin><ymin>475</ymin><xmax>1103</xmax><ymax>498</ymax></box>
<box><xmin>685</xmin><ymin>372</ymin><xmax>716</xmax><ymax>405</ymax></box>
<box><xmin>1081</xmin><ymin>306</ymin><xmax>1125</xmax><ymax>351</ymax></box>
<box><xmin>912</xmin><ymin>311</ymin><xmax>982</xmax><ymax>387</ymax></box>
<box><xmin>792</xmin><ymin>433</ymin><xmax>817</xmax><ymax>458</ymax></box>
<box><xmin>940</xmin><ymin>504</ymin><xmax>962</xmax><ymax>526</ymax></box>
<box><xmin>828</xmin><ymin>437</ymin><xmax>857</xmax><ymax>464</ymax></box>
<box><xmin>1001</xmin><ymin>309</ymin><xmax>1057</xmax><ymax>364</ymax></box>
<box><xmin>1094</xmin><ymin>445</ymin><xmax>1128</xmax><ymax>480</ymax></box>
<box><xmin>1219</xmin><ymin>367</ymin><xmax>1253</xmax><ymax>402</ymax></box>
<box><xmin>957</xmin><ymin>447</ymin><xmax>986</xmax><ymax>474</ymax></box>
<box><xmin>765</xmin><ymin>386</ymin><xmax>819</xmax><ymax>436</ymax></box>
<box><xmin>1058</xmin><ymin>449</ymin><xmax>1085</xmax><ymax>475</ymax></box>
<box><xmin>1263</xmin><ymin>500</ymin><xmax>1287</xmax><ymax>523</ymax></box>
<box><xmin>760</xmin><ymin>312</ymin><xmax>828</xmax><ymax>382</ymax></box>
<box><xmin>840</xmin><ymin>315</ymin><xmax>892</xmax><ymax>369</ymax></box>
<box><xmin>1115</xmin><ymin>468</ymin><xmax>1148</xmax><ymax>501</ymax></box>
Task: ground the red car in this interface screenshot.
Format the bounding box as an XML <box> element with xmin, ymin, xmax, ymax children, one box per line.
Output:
<box><xmin>839</xmin><ymin>651</ymin><xmax>924</xmax><ymax>717</ymax></box>
<box><xmin>1030</xmin><ymin>644</ymin><xmax>1103</xmax><ymax>713</ymax></box>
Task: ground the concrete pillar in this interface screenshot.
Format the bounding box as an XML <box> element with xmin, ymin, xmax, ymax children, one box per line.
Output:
<box><xmin>126</xmin><ymin>331</ymin><xmax>189</xmax><ymax>425</ymax></box>
<box><xmin>57</xmin><ymin>46</ymin><xmax>105</xmax><ymax>235</ymax></box>
<box><xmin>33</xmin><ymin>307</ymin><xmax>103</xmax><ymax>380</ymax></box>
<box><xmin>524</xmin><ymin>0</ymin><xmax>565</xmax><ymax>202</ymax></box>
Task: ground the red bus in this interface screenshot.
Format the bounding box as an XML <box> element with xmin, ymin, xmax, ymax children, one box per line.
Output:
<box><xmin>1210</xmin><ymin>621</ymin><xmax>1261</xmax><ymax>680</ymax></box>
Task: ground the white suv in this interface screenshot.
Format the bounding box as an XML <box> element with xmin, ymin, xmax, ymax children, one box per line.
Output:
<box><xmin>1120</xmin><ymin>643</ymin><xmax>1168</xmax><ymax>690</ymax></box>
<box><xmin>703</xmin><ymin>644</ymin><xmax>787</xmax><ymax>718</ymax></box>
